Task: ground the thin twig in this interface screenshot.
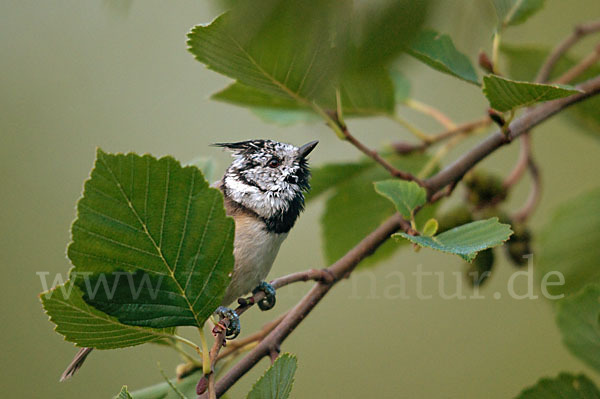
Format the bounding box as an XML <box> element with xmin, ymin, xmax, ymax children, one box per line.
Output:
<box><xmin>425</xmin><ymin>74</ymin><xmax>600</xmax><ymax>197</ymax></box>
<box><xmin>536</xmin><ymin>19</ymin><xmax>600</xmax><ymax>83</ymax></box>
<box><xmin>512</xmin><ymin>151</ymin><xmax>541</xmax><ymax>223</ymax></box>
<box><xmin>216</xmin><ymin>312</ymin><xmax>287</xmax><ymax>362</ymax></box>
<box><xmin>208</xmin><ymin>268</ymin><xmax>337</xmax><ymax>370</ymax></box>
<box><xmin>388</xmin><ymin>113</ymin><xmax>434</xmax><ymax>142</ymax></box>
<box><xmin>554</xmin><ymin>44</ymin><xmax>600</xmax><ymax>84</ymax></box>
<box><xmin>337</xmin><ymin>122</ymin><xmax>424</xmax><ymax>184</ymax></box>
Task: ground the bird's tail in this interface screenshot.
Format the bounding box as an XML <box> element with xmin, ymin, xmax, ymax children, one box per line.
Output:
<box><xmin>60</xmin><ymin>347</ymin><xmax>93</xmax><ymax>382</ymax></box>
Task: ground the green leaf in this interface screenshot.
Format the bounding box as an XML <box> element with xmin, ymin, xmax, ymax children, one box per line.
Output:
<box><xmin>247</xmin><ymin>353</ymin><xmax>297</xmax><ymax>399</ymax></box>
<box><xmin>211</xmin><ymin>66</ymin><xmax>396</xmax><ymax>124</ymax></box>
<box><xmin>538</xmin><ymin>188</ymin><xmax>600</xmax><ymax>297</ymax></box>
<box><xmin>130</xmin><ymin>370</ymin><xmax>201</xmax><ymax>399</ymax></box>
<box><xmin>188</xmin><ymin>5</ymin><xmax>342</xmax><ymax>108</ymax></box>
<box><xmin>306</xmin><ymin>160</ymin><xmax>372</xmax><ymax>202</ymax></box>
<box><xmin>516</xmin><ymin>373</ymin><xmax>600</xmax><ymax>399</ymax></box>
<box><xmin>407</xmin><ymin>30</ymin><xmax>479</xmax><ymax>85</ymax></box>
<box><xmin>318</xmin><ymin>153</ymin><xmax>437</xmax><ymax>267</ymax></box>
<box><xmin>68</xmin><ymin>150</ymin><xmax>235</xmax><ymax>328</ymax></box>
<box><xmin>422</xmin><ymin>218</ymin><xmax>439</xmax><ymax>237</ymax></box>
<box><xmin>482</xmin><ymin>74</ymin><xmax>581</xmax><ymax>112</ymax></box>
<box><xmin>251</xmin><ymin>108</ymin><xmax>320</xmax><ymax>126</ymax></box>
<box><xmin>373</xmin><ymin>180</ymin><xmax>427</xmax><ymax>219</ymax></box>
<box><xmin>349</xmin><ymin>1</ymin><xmax>431</xmax><ymax>70</ymax></box>
<box><xmin>501</xmin><ymin>44</ymin><xmax>600</xmax><ymax>138</ymax></box>
<box><xmin>116</xmin><ymin>386</ymin><xmax>133</xmax><ymax>399</ymax></box>
<box><xmin>193</xmin><ymin>1</ymin><xmax>429</xmax><ymax>123</ymax></box>
<box><xmin>492</xmin><ymin>0</ymin><xmax>545</xmax><ymax>29</ymax></box>
<box><xmin>556</xmin><ymin>284</ymin><xmax>600</xmax><ymax>374</ymax></box>
<box><xmin>395</xmin><ymin>218</ymin><xmax>513</xmax><ymax>262</ymax></box>
<box><xmin>41</xmin><ymin>283</ymin><xmax>174</xmax><ymax>349</ymax></box>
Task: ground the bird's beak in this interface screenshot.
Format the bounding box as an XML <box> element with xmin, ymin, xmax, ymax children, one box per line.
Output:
<box><xmin>297</xmin><ymin>140</ymin><xmax>319</xmax><ymax>159</ymax></box>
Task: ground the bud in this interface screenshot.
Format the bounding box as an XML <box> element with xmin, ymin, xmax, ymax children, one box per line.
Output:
<box><xmin>505</xmin><ymin>223</ymin><xmax>532</xmax><ymax>267</ymax></box>
<box><xmin>197</xmin><ymin>375</ymin><xmax>209</xmax><ymax>395</ymax></box>
<box><xmin>478</xmin><ymin>50</ymin><xmax>494</xmax><ymax>74</ymax></box>
<box><xmin>464</xmin><ymin>170</ymin><xmax>508</xmax><ymax>208</ymax></box>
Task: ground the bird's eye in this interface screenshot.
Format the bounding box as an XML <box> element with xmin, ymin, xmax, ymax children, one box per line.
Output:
<box><xmin>267</xmin><ymin>158</ymin><xmax>280</xmax><ymax>168</ymax></box>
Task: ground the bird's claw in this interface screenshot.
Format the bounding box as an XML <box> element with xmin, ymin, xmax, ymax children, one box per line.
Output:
<box><xmin>214</xmin><ymin>306</ymin><xmax>240</xmax><ymax>339</ymax></box>
<box><xmin>252</xmin><ymin>281</ymin><xmax>276</xmax><ymax>311</ymax></box>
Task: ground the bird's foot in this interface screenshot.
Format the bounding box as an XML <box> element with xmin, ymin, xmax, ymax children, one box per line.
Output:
<box><xmin>252</xmin><ymin>281</ymin><xmax>276</xmax><ymax>311</ymax></box>
<box><xmin>213</xmin><ymin>306</ymin><xmax>240</xmax><ymax>339</ymax></box>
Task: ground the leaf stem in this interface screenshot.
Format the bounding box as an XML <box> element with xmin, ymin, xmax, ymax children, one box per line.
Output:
<box><xmin>172</xmin><ymin>334</ymin><xmax>202</xmax><ymax>354</ymax></box>
<box><xmin>388</xmin><ymin>112</ymin><xmax>435</xmax><ymax>142</ymax></box>
<box><xmin>310</xmin><ymin>102</ymin><xmax>346</xmax><ymax>139</ymax></box>
<box><xmin>492</xmin><ymin>32</ymin><xmax>502</xmax><ymax>74</ymax></box>
<box><xmin>159</xmin><ymin>365</ymin><xmax>188</xmax><ymax>399</ymax></box>
<box><xmin>405</xmin><ymin>99</ymin><xmax>456</xmax><ymax>130</ymax></box>
<box><xmin>198</xmin><ymin>328</ymin><xmax>211</xmax><ymax>376</ymax></box>
<box><xmin>167</xmin><ymin>339</ymin><xmax>201</xmax><ymax>365</ymax></box>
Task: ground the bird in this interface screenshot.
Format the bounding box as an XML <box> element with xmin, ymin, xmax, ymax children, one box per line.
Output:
<box><xmin>60</xmin><ymin>139</ymin><xmax>318</xmax><ymax>381</ymax></box>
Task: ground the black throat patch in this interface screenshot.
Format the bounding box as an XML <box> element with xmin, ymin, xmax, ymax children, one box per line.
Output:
<box><xmin>262</xmin><ymin>193</ymin><xmax>305</xmax><ymax>234</ymax></box>
<box><xmin>221</xmin><ymin>184</ymin><xmax>304</xmax><ymax>234</ymax></box>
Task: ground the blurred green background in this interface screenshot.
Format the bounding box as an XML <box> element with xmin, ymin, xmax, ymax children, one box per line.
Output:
<box><xmin>2</xmin><ymin>1</ymin><xmax>600</xmax><ymax>398</ymax></box>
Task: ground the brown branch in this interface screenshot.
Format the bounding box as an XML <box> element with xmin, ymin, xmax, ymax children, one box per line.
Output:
<box><xmin>205</xmin><ymin>214</ymin><xmax>408</xmax><ymax>398</ymax></box>
<box><xmin>424</xmin><ymin>74</ymin><xmax>600</xmax><ymax>197</ymax></box>
<box><xmin>503</xmin><ymin>132</ymin><xmax>531</xmax><ymax>188</ymax></box>
<box><xmin>216</xmin><ymin>312</ymin><xmax>287</xmax><ymax>362</ymax></box>
<box><xmin>536</xmin><ymin>19</ymin><xmax>600</xmax><ymax>83</ymax></box>
<box><xmin>512</xmin><ymin>153</ymin><xmax>541</xmax><ymax>223</ymax></box>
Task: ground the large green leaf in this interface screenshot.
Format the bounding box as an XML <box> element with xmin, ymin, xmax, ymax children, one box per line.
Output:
<box><xmin>538</xmin><ymin>188</ymin><xmax>600</xmax><ymax>297</ymax></box>
<box><xmin>349</xmin><ymin>1</ymin><xmax>430</xmax><ymax>70</ymax></box>
<box><xmin>395</xmin><ymin>218</ymin><xmax>513</xmax><ymax>262</ymax></box>
<box><xmin>306</xmin><ymin>160</ymin><xmax>372</xmax><ymax>202</ymax></box>
<box><xmin>501</xmin><ymin>44</ymin><xmax>600</xmax><ymax>139</ymax></box>
<box><xmin>374</xmin><ymin>180</ymin><xmax>426</xmax><ymax>219</ymax></box>
<box><xmin>516</xmin><ymin>373</ymin><xmax>600</xmax><ymax>399</ymax></box>
<box><xmin>191</xmin><ymin>0</ymin><xmax>430</xmax><ymax>123</ymax></box>
<box><xmin>130</xmin><ymin>370</ymin><xmax>202</xmax><ymax>399</ymax></box>
<box><xmin>556</xmin><ymin>284</ymin><xmax>600</xmax><ymax>373</ymax></box>
<box><xmin>482</xmin><ymin>74</ymin><xmax>581</xmax><ymax>112</ymax></box>
<box><xmin>116</xmin><ymin>386</ymin><xmax>133</xmax><ymax>399</ymax></box>
<box><xmin>407</xmin><ymin>30</ymin><xmax>479</xmax><ymax>85</ymax></box>
<box><xmin>68</xmin><ymin>150</ymin><xmax>235</xmax><ymax>328</ymax></box>
<box><xmin>317</xmin><ymin>153</ymin><xmax>437</xmax><ymax>266</ymax></box>
<box><xmin>41</xmin><ymin>283</ymin><xmax>174</xmax><ymax>349</ymax></box>
<box><xmin>211</xmin><ymin>65</ymin><xmax>396</xmax><ymax>123</ymax></box>
<box><xmin>247</xmin><ymin>353</ymin><xmax>297</xmax><ymax>399</ymax></box>
<box><xmin>492</xmin><ymin>0</ymin><xmax>545</xmax><ymax>29</ymax></box>
<box><xmin>188</xmin><ymin>5</ymin><xmax>341</xmax><ymax>108</ymax></box>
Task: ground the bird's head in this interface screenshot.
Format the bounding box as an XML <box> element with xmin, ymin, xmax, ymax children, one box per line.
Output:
<box><xmin>215</xmin><ymin>139</ymin><xmax>318</xmax><ymax>231</ymax></box>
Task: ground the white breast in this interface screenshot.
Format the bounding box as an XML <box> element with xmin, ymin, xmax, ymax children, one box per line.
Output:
<box><xmin>220</xmin><ymin>214</ymin><xmax>288</xmax><ymax>306</ymax></box>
